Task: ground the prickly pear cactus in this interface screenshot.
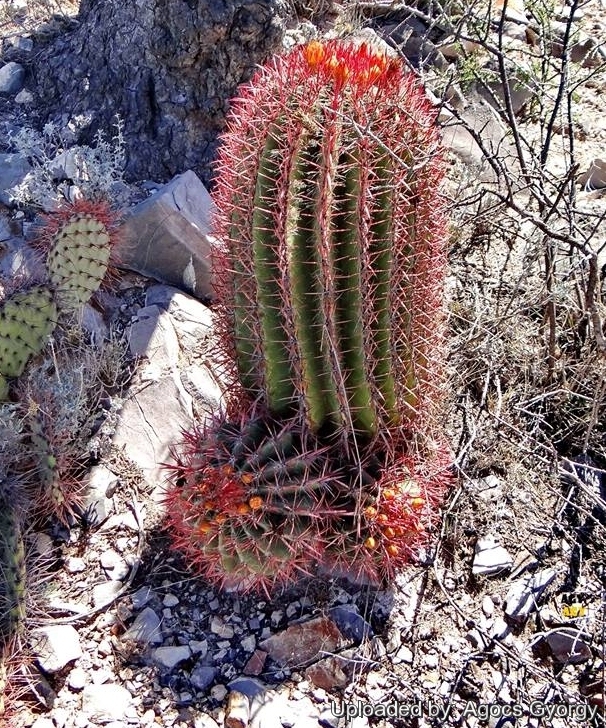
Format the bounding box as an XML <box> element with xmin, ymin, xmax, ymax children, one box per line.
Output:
<box><xmin>40</xmin><ymin>199</ymin><xmax>117</xmax><ymax>312</ymax></box>
<box><xmin>213</xmin><ymin>39</ymin><xmax>447</xmax><ymax>446</ymax></box>
<box><xmin>0</xmin><ymin>285</ymin><xmax>57</xmax><ymax>397</ymax></box>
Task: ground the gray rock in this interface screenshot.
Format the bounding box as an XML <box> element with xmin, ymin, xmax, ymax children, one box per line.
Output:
<box><xmin>194</xmin><ymin>715</ymin><xmax>220</xmax><ymax>728</ymax></box>
<box><xmin>111</xmin><ymin>373</ymin><xmax>194</xmax><ymax>495</ymax></box>
<box><xmin>0</xmin><ymin>235</ymin><xmax>45</xmax><ymax>286</ymax></box>
<box><xmin>0</xmin><ymin>62</ymin><xmax>25</xmax><ymax>94</ymax></box>
<box><xmin>67</xmin><ymin>666</ymin><xmax>88</xmax><ymax>690</ymax></box>
<box><xmin>240</xmin><ymin>634</ymin><xmax>256</xmax><ymax>653</ymax></box>
<box><xmin>476</xmin><ymin>475</ymin><xmax>504</xmax><ymax>502</ymax></box>
<box><xmin>0</xmin><ymin>152</ymin><xmax>31</xmax><ymax>206</ymax></box>
<box><xmin>482</xmin><ymin>595</ymin><xmax>496</xmax><ymax>617</ymax></box>
<box><xmin>117</xmin><ymin>171</ymin><xmax>216</xmax><ymax>299</ymax></box>
<box><xmin>440</xmin><ymin>94</ymin><xmax>516</xmax><ymax>183</ymax></box>
<box><xmin>328</xmin><ymin>605</ymin><xmax>373</xmax><ymax>643</ymax></box>
<box><xmin>181</xmin><ymin>364</ymin><xmax>223</xmax><ymax>419</ymax></box>
<box><xmin>318</xmin><ymin>708</ymin><xmax>340</xmax><ymax>728</ymax></box>
<box><xmin>127</xmin><ymin>304</ymin><xmax>180</xmax><ymax>376</ymax></box>
<box><xmin>505</xmin><ymin>568</ymin><xmax>557</xmax><ymax>621</ymax></box>
<box><xmin>81</xmin><ymin>683</ymin><xmax>134</xmax><ymax>723</ymax></box>
<box><xmin>122</xmin><ymin>607</ymin><xmax>163</xmax><ymax>645</ymax></box>
<box><xmin>99</xmin><ymin>550</ymin><xmax>130</xmax><ymax>581</ymax></box>
<box><xmin>7</xmin><ymin>36</ymin><xmax>34</xmax><ymax>53</ymax></box>
<box><xmin>210</xmin><ymin>616</ymin><xmax>235</xmax><ymax>638</ymax></box>
<box><xmin>93</xmin><ymin>580</ymin><xmax>123</xmax><ymax>607</ymax></box>
<box><xmin>66</xmin><ymin>557</ymin><xmax>86</xmax><ymax>574</ymax></box>
<box><xmin>31</xmin><ymin>625</ymin><xmax>82</xmax><ymax>673</ymax></box>
<box><xmin>14</xmin><ymin>88</ymin><xmax>34</xmax><ymax>104</ymax></box>
<box><xmin>190</xmin><ymin>663</ymin><xmax>218</xmax><ymax>692</ymax></box>
<box><xmin>145</xmin><ymin>284</ymin><xmax>214</xmax><ymax>350</ymax></box>
<box><xmin>393</xmin><ymin>645</ymin><xmax>414</xmax><ymax>664</ymax></box>
<box><xmin>152</xmin><ymin>645</ymin><xmax>191</xmax><ymax>669</ymax></box>
<box><xmin>226</xmin><ymin>676</ymin><xmax>265</xmax><ymax>699</ymax></box>
<box><xmin>249</xmin><ymin>690</ymin><xmax>291</xmax><ymax>728</ymax></box>
<box><xmin>544</xmin><ymin>629</ymin><xmax>592</xmax><ymax>664</ymax></box>
<box><xmin>163</xmin><ymin>593</ymin><xmax>179</xmax><ymax>607</ymax></box>
<box><xmin>472</xmin><ymin>536</ymin><xmax>513</xmax><ymax>576</ymax></box>
<box><xmin>478</xmin><ymin>72</ymin><xmax>536</xmax><ymax>116</ymax></box>
<box><xmin>579</xmin><ymin>158</ymin><xmax>606</xmax><ymax>191</ymax></box>
<box><xmin>31</xmin><ymin>718</ymin><xmax>54</xmax><ymax>728</ymax></box>
<box><xmin>82</xmin><ymin>465</ymin><xmax>116</xmax><ymax>524</ymax></box>
<box><xmin>210</xmin><ymin>684</ymin><xmax>228</xmax><ymax>702</ymax></box>
<box><xmin>130</xmin><ymin>586</ymin><xmax>156</xmax><ymax>609</ymax></box>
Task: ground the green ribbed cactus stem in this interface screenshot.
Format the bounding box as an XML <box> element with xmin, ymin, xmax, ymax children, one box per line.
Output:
<box><xmin>0</xmin><ymin>285</ymin><xmax>57</xmax><ymax>399</ymax></box>
<box><xmin>0</xmin><ymin>497</ymin><xmax>26</xmax><ymax>645</ymax></box>
<box><xmin>213</xmin><ymin>40</ymin><xmax>447</xmax><ymax>446</ymax></box>
<box><xmin>27</xmin><ymin>410</ymin><xmax>84</xmax><ymax>525</ymax></box>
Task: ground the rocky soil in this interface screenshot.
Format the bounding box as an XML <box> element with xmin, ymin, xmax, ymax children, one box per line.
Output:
<box><xmin>0</xmin><ymin>1</ymin><xmax>605</xmax><ymax>728</ymax></box>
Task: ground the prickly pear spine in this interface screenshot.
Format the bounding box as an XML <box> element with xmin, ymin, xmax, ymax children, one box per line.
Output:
<box><xmin>213</xmin><ymin>40</ymin><xmax>446</xmax><ymax>445</ymax></box>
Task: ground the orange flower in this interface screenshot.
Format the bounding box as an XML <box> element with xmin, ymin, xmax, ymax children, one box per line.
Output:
<box><xmin>304</xmin><ymin>40</ymin><xmax>325</xmax><ymax>69</ymax></box>
<box><xmin>236</xmin><ymin>503</ymin><xmax>251</xmax><ymax>516</ymax></box>
<box><xmin>364</xmin><ymin>536</ymin><xmax>377</xmax><ymax>549</ymax></box>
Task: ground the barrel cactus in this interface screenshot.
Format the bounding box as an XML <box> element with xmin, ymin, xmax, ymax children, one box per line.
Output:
<box><xmin>165</xmin><ymin>39</ymin><xmax>451</xmax><ymax>592</ymax></box>
<box><xmin>165</xmin><ymin>414</ymin><xmax>335</xmax><ymax>592</ymax></box>
<box><xmin>213</xmin><ymin>39</ymin><xmax>447</xmax><ymax>447</ymax></box>
<box><xmin>165</xmin><ymin>411</ymin><xmax>451</xmax><ymax>591</ymax></box>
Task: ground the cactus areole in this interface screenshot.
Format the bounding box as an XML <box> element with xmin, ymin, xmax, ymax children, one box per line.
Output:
<box><xmin>213</xmin><ymin>40</ymin><xmax>447</xmax><ymax>446</ymax></box>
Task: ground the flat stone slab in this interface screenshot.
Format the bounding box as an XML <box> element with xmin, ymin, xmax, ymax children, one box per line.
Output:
<box><xmin>111</xmin><ymin>373</ymin><xmax>194</xmax><ymax>495</ymax></box>
<box><xmin>117</xmin><ymin>170</ymin><xmax>216</xmax><ymax>299</ymax></box>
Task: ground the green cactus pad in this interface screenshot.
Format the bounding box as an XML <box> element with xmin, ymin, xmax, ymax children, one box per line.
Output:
<box><xmin>46</xmin><ymin>214</ymin><xmax>112</xmax><ymax>311</ymax></box>
<box><xmin>0</xmin><ymin>285</ymin><xmax>57</xmax><ymax>390</ymax></box>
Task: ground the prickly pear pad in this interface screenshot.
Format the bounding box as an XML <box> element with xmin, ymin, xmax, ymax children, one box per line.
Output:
<box><xmin>0</xmin><ymin>285</ymin><xmax>57</xmax><ymax>381</ymax></box>
<box><xmin>35</xmin><ymin>198</ymin><xmax>119</xmax><ymax>312</ymax></box>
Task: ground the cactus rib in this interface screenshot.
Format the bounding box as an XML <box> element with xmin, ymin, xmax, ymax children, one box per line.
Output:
<box><xmin>287</xmin><ymin>124</ymin><xmax>340</xmax><ymax>432</ymax></box>
<box><xmin>253</xmin><ymin>125</ymin><xmax>297</xmax><ymax>416</ymax></box>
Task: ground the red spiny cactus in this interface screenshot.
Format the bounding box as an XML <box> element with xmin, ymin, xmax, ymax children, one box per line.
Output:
<box><xmin>212</xmin><ymin>39</ymin><xmax>447</xmax><ymax>450</ymax></box>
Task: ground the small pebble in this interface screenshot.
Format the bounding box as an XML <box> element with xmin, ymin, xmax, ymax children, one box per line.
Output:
<box><xmin>210</xmin><ymin>684</ymin><xmax>228</xmax><ymax>701</ymax></box>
